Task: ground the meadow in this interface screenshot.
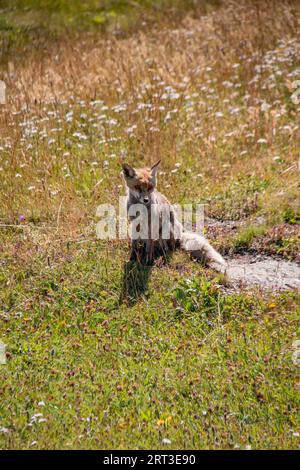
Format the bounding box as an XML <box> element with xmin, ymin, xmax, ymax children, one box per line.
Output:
<box><xmin>0</xmin><ymin>0</ymin><xmax>299</xmax><ymax>449</ymax></box>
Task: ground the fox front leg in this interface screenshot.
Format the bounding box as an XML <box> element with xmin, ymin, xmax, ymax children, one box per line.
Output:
<box><xmin>130</xmin><ymin>239</ymin><xmax>146</xmax><ymax>263</ymax></box>
<box><xmin>145</xmin><ymin>239</ymin><xmax>155</xmax><ymax>265</ymax></box>
<box><xmin>130</xmin><ymin>239</ymin><xmax>139</xmax><ymax>261</ymax></box>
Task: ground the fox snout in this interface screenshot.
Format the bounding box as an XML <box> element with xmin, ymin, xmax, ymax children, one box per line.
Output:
<box><xmin>133</xmin><ymin>191</ymin><xmax>151</xmax><ymax>205</ymax></box>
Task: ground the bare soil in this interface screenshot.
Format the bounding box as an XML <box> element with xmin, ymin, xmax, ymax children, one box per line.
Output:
<box><xmin>226</xmin><ymin>255</ymin><xmax>300</xmax><ymax>290</ymax></box>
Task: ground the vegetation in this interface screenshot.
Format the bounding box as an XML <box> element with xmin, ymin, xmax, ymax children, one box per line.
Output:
<box><xmin>0</xmin><ymin>0</ymin><xmax>299</xmax><ymax>449</ymax></box>
<box><xmin>0</xmin><ymin>0</ymin><xmax>218</xmax><ymax>59</ymax></box>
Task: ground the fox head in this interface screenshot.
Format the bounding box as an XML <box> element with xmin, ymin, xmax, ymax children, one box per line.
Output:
<box><xmin>122</xmin><ymin>160</ymin><xmax>161</xmax><ymax>204</ymax></box>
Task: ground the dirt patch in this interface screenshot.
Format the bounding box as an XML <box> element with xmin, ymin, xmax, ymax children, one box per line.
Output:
<box><xmin>250</xmin><ymin>224</ymin><xmax>300</xmax><ymax>262</ymax></box>
<box><xmin>226</xmin><ymin>255</ymin><xmax>300</xmax><ymax>290</ymax></box>
<box><xmin>201</xmin><ymin>218</ymin><xmax>300</xmax><ymax>289</ymax></box>
<box><xmin>206</xmin><ymin>217</ymin><xmax>242</xmax><ymax>240</ymax></box>
<box><xmin>207</xmin><ymin>218</ymin><xmax>300</xmax><ymax>262</ymax></box>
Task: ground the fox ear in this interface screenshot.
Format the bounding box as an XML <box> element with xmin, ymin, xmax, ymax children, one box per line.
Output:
<box><xmin>122</xmin><ymin>163</ymin><xmax>136</xmax><ymax>178</ymax></box>
<box><xmin>150</xmin><ymin>159</ymin><xmax>161</xmax><ymax>178</ymax></box>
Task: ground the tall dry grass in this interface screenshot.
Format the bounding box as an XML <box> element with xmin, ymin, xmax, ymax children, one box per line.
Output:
<box><xmin>0</xmin><ymin>0</ymin><xmax>299</xmax><ymax>260</ymax></box>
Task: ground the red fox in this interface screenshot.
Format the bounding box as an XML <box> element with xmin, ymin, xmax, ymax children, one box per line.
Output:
<box><xmin>121</xmin><ymin>160</ymin><xmax>226</xmax><ymax>271</ymax></box>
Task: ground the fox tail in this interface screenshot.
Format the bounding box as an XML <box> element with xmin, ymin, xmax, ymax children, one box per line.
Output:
<box><xmin>180</xmin><ymin>231</ymin><xmax>226</xmax><ymax>272</ymax></box>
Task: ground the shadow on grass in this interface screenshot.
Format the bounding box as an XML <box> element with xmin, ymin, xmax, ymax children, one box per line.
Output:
<box><xmin>119</xmin><ymin>242</ymin><xmax>175</xmax><ymax>305</ymax></box>
<box><xmin>119</xmin><ymin>260</ymin><xmax>152</xmax><ymax>305</ymax></box>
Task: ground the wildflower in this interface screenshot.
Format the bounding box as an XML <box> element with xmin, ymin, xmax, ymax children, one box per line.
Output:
<box><xmin>261</xmin><ymin>101</ymin><xmax>271</xmax><ymax>112</ymax></box>
<box><xmin>162</xmin><ymin>438</ymin><xmax>172</xmax><ymax>445</ymax></box>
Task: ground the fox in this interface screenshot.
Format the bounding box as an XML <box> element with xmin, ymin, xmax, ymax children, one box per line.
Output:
<box><xmin>121</xmin><ymin>160</ymin><xmax>226</xmax><ymax>271</ymax></box>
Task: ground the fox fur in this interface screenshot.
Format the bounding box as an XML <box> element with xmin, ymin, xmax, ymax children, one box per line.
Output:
<box><xmin>121</xmin><ymin>160</ymin><xmax>226</xmax><ymax>271</ymax></box>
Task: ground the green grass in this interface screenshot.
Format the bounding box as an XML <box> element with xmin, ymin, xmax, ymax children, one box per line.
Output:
<box><xmin>1</xmin><ymin>244</ymin><xmax>299</xmax><ymax>449</ymax></box>
<box><xmin>232</xmin><ymin>225</ymin><xmax>267</xmax><ymax>252</ymax></box>
<box><xmin>0</xmin><ymin>0</ymin><xmax>218</xmax><ymax>61</ymax></box>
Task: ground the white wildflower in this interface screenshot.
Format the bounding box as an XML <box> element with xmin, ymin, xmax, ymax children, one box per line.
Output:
<box><xmin>162</xmin><ymin>438</ymin><xmax>172</xmax><ymax>445</ymax></box>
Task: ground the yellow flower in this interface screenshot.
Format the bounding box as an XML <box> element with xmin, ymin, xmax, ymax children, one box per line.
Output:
<box><xmin>157</xmin><ymin>416</ymin><xmax>172</xmax><ymax>426</ymax></box>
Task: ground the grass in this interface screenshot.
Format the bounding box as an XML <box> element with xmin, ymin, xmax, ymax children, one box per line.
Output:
<box><xmin>0</xmin><ymin>0</ymin><xmax>300</xmax><ymax>449</ymax></box>
<box><xmin>232</xmin><ymin>225</ymin><xmax>267</xmax><ymax>252</ymax></box>
<box><xmin>1</xmin><ymin>246</ymin><xmax>300</xmax><ymax>449</ymax></box>
<box><xmin>0</xmin><ymin>0</ymin><xmax>218</xmax><ymax>61</ymax></box>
